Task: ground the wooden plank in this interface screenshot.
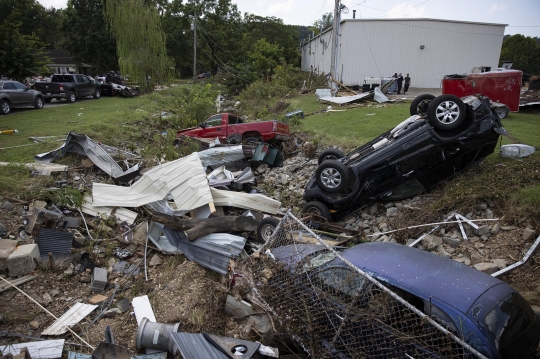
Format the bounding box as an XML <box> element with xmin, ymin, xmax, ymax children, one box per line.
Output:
<box><xmin>0</xmin><ymin>275</ymin><xmax>36</xmax><ymax>293</ymax></box>
<box><xmin>42</xmin><ymin>303</ymin><xmax>98</xmax><ymax>335</ymax></box>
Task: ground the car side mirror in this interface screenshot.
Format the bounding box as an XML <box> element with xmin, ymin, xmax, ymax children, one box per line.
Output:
<box><xmin>199</xmin><ymin>123</ymin><xmax>205</xmax><ymax>128</ymax></box>
<box><xmin>24</xmin><ymin>87</ymin><xmax>29</xmax><ymax>91</ymax></box>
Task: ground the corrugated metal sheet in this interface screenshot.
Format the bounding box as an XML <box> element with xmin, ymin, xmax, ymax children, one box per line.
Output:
<box><xmin>0</xmin><ymin>340</ymin><xmax>65</xmax><ymax>359</ymax></box>
<box><xmin>147</xmin><ymin>221</ymin><xmax>183</xmax><ymax>254</ymax></box>
<box><xmin>81</xmin><ymin>196</ymin><xmax>138</xmax><ymax>225</ymax></box>
<box><xmin>42</xmin><ymin>303</ymin><xmax>98</xmax><ymax>335</ymax></box>
<box><xmin>36</xmin><ymin>229</ymin><xmax>73</xmax><ymax>256</ymax></box>
<box><xmin>211</xmin><ymin>188</ymin><xmax>281</xmax><ymax>214</ymax></box>
<box><xmin>197</xmin><ymin>145</ymin><xmax>244</xmax><ymax>168</ymax></box>
<box><xmin>302</xmin><ymin>18</ymin><xmax>506</xmax><ymax>88</ymax></box>
<box><xmin>162</xmin><ymin>228</ymin><xmax>246</xmax><ymax>274</ymax></box>
<box><xmin>92</xmin><ymin>153</ymin><xmax>212</xmax><ymax>211</ymax></box>
<box><xmin>169</xmin><ymin>333</ymin><xmax>229</xmax><ymax>359</ymax></box>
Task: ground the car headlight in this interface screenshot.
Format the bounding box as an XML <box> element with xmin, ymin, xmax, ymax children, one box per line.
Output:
<box><xmin>500</xmin><ymin>144</ymin><xmax>535</xmax><ymax>158</ymax></box>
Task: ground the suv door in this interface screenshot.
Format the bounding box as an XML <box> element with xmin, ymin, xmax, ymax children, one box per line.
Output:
<box><xmin>13</xmin><ymin>81</ymin><xmax>33</xmax><ymax>106</ymax></box>
<box><xmin>2</xmin><ymin>82</ymin><xmax>20</xmax><ymax>105</ymax></box>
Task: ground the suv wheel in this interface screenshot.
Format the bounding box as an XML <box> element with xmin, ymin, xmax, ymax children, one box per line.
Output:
<box><xmin>427</xmin><ymin>95</ymin><xmax>466</xmax><ymax>130</ymax></box>
<box><xmin>34</xmin><ymin>96</ymin><xmax>44</xmax><ymax>109</ymax></box>
<box><xmin>410</xmin><ymin>94</ymin><xmax>435</xmax><ymax>116</ymax></box>
<box><xmin>67</xmin><ymin>91</ymin><xmax>76</xmax><ymax>103</ymax></box>
<box><xmin>315</xmin><ymin>160</ymin><xmax>349</xmax><ymax>193</ymax></box>
<box><xmin>0</xmin><ymin>100</ymin><xmax>10</xmax><ymax>115</ymax></box>
<box><xmin>302</xmin><ymin>201</ymin><xmax>331</xmax><ymax>221</ymax></box>
<box><xmin>318</xmin><ymin>148</ymin><xmax>345</xmax><ymax>165</ymax></box>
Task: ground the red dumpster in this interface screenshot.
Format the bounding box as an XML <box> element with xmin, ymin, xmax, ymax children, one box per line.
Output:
<box><xmin>442</xmin><ymin>70</ymin><xmax>522</xmax><ymax>112</ymax></box>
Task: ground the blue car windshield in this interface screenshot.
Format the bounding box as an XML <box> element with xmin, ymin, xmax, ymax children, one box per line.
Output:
<box><xmin>485</xmin><ymin>292</ymin><xmax>539</xmax><ymax>358</ymax></box>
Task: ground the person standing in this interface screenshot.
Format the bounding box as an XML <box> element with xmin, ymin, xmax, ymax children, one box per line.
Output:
<box><xmin>404</xmin><ymin>73</ymin><xmax>411</xmax><ymax>94</ymax></box>
<box><xmin>396</xmin><ymin>73</ymin><xmax>404</xmax><ymax>94</ymax></box>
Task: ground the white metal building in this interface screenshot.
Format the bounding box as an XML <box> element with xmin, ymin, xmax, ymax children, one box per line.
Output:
<box><xmin>301</xmin><ymin>18</ymin><xmax>506</xmax><ymax>88</ymax></box>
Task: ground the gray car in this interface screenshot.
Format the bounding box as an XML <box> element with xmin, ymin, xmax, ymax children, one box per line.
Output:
<box><xmin>0</xmin><ymin>80</ymin><xmax>45</xmax><ymax>115</ymax></box>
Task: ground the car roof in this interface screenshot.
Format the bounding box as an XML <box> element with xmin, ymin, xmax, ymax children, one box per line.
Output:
<box><xmin>340</xmin><ymin>242</ymin><xmax>506</xmax><ymax>313</ymax></box>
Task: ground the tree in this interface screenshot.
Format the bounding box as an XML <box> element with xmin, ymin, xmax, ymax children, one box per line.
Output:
<box><xmin>62</xmin><ymin>0</ymin><xmax>118</xmax><ymax>73</ymax></box>
<box><xmin>0</xmin><ymin>19</ymin><xmax>50</xmax><ymax>79</ymax></box>
<box><xmin>311</xmin><ymin>12</ymin><xmax>333</xmax><ymax>36</ymax></box>
<box><xmin>499</xmin><ymin>34</ymin><xmax>540</xmax><ymax>74</ymax></box>
<box><xmin>104</xmin><ymin>0</ymin><xmax>174</xmax><ymax>93</ymax></box>
<box><xmin>248</xmin><ymin>38</ymin><xmax>282</xmax><ymax>80</ymax></box>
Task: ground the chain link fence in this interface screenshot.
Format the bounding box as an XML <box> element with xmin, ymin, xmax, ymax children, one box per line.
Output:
<box><xmin>243</xmin><ymin>211</ymin><xmax>487</xmax><ymax>359</ymax></box>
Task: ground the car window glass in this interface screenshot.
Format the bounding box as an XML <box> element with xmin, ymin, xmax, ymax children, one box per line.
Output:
<box><xmin>428</xmin><ymin>303</ymin><xmax>458</xmax><ymax>332</ymax></box>
<box><xmin>385</xmin><ymin>178</ymin><xmax>426</xmax><ymax>201</ymax></box>
<box><xmin>3</xmin><ymin>83</ymin><xmax>16</xmax><ymax>90</ymax></box>
<box><xmin>314</xmin><ymin>267</ymin><xmax>365</xmax><ymax>304</ymax></box>
<box><xmin>14</xmin><ymin>82</ymin><xmax>27</xmax><ymax>90</ymax></box>
<box><xmin>229</xmin><ymin>116</ymin><xmax>243</xmax><ymax>124</ymax></box>
<box><xmin>205</xmin><ymin>115</ymin><xmax>222</xmax><ymax>127</ymax></box>
<box><xmin>75</xmin><ymin>75</ymin><xmax>85</xmax><ymax>82</ymax></box>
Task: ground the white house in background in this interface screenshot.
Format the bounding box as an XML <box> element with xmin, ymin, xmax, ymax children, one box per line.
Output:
<box><xmin>43</xmin><ymin>49</ymin><xmax>94</xmax><ymax>75</ymax></box>
<box><xmin>301</xmin><ymin>18</ymin><xmax>506</xmax><ymax>89</ymax></box>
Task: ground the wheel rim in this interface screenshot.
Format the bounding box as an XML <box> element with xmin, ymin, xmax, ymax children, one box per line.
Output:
<box><xmin>70</xmin><ymin>93</ymin><xmax>75</xmax><ymax>101</ymax></box>
<box><xmin>260</xmin><ymin>224</ymin><xmax>276</xmax><ymax>241</ymax></box>
<box><xmin>435</xmin><ymin>101</ymin><xmax>460</xmax><ymax>124</ymax></box>
<box><xmin>306</xmin><ymin>207</ymin><xmax>322</xmax><ymax>215</ymax></box>
<box><xmin>417</xmin><ymin>99</ymin><xmax>431</xmax><ymax>116</ymax></box>
<box><xmin>96</xmin><ymin>90</ymin><xmax>100</xmax><ymax>98</ymax></box>
<box><xmin>321</xmin><ymin>168</ymin><xmax>342</xmax><ymax>188</ymax></box>
<box><xmin>1</xmin><ymin>102</ymin><xmax>9</xmax><ymax>113</ymax></box>
<box><xmin>37</xmin><ymin>99</ymin><xmax>43</xmax><ymax>108</ymax></box>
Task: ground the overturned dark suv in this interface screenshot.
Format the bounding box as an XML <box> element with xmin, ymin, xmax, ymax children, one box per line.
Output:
<box><xmin>303</xmin><ymin>94</ymin><xmax>506</xmax><ymax>220</ymax></box>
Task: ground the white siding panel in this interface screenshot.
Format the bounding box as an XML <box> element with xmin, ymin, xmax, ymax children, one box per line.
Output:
<box><xmin>302</xmin><ymin>19</ymin><xmax>505</xmax><ymax>88</ymax></box>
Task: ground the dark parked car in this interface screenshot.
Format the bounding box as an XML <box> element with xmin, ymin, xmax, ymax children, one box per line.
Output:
<box><xmin>272</xmin><ymin>242</ymin><xmax>540</xmax><ymax>359</ymax></box>
<box><xmin>197</xmin><ymin>72</ymin><xmax>212</xmax><ymax>79</ymax></box>
<box><xmin>0</xmin><ymin>80</ymin><xmax>44</xmax><ymax>115</ymax></box>
<box><xmin>302</xmin><ymin>94</ymin><xmax>505</xmax><ymax>220</ymax></box>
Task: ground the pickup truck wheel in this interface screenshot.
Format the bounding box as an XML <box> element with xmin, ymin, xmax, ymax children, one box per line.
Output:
<box><xmin>0</xmin><ymin>100</ymin><xmax>10</xmax><ymax>115</ymax></box>
<box><xmin>318</xmin><ymin>148</ymin><xmax>345</xmax><ymax>165</ymax></box>
<box><xmin>93</xmin><ymin>88</ymin><xmax>101</xmax><ymax>99</ymax></box>
<box><xmin>410</xmin><ymin>94</ymin><xmax>435</xmax><ymax>116</ymax></box>
<box><xmin>302</xmin><ymin>201</ymin><xmax>331</xmax><ymax>221</ymax></box>
<box><xmin>34</xmin><ymin>97</ymin><xmax>44</xmax><ymax>109</ymax></box>
<box><xmin>427</xmin><ymin>95</ymin><xmax>466</xmax><ymax>130</ymax></box>
<box><xmin>44</xmin><ymin>98</ymin><xmax>52</xmax><ymax>103</ymax></box>
<box><xmin>67</xmin><ymin>91</ymin><xmax>76</xmax><ymax>103</ymax></box>
<box><xmin>315</xmin><ymin>160</ymin><xmax>349</xmax><ymax>193</ymax></box>
<box><xmin>257</xmin><ymin>217</ymin><xmax>280</xmax><ymax>243</ymax></box>
<box><xmin>243</xmin><ymin>136</ymin><xmax>263</xmax><ymax>145</ymax></box>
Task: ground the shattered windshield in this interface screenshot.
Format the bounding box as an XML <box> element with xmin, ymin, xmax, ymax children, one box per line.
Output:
<box><xmin>303</xmin><ymin>252</ymin><xmax>336</xmax><ymax>270</ymax></box>
<box><xmin>485</xmin><ymin>292</ymin><xmax>539</xmax><ymax>358</ymax></box>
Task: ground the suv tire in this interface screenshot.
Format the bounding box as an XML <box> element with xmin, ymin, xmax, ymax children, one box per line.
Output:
<box><xmin>410</xmin><ymin>94</ymin><xmax>435</xmax><ymax>116</ymax></box>
<box><xmin>67</xmin><ymin>91</ymin><xmax>76</xmax><ymax>103</ymax></box>
<box><xmin>302</xmin><ymin>201</ymin><xmax>331</xmax><ymax>221</ymax></box>
<box><xmin>315</xmin><ymin>160</ymin><xmax>349</xmax><ymax>193</ymax></box>
<box><xmin>318</xmin><ymin>148</ymin><xmax>345</xmax><ymax>165</ymax></box>
<box><xmin>427</xmin><ymin>94</ymin><xmax>466</xmax><ymax>130</ymax></box>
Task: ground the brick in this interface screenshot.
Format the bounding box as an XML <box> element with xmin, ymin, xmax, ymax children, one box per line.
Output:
<box><xmin>0</xmin><ymin>239</ymin><xmax>18</xmax><ymax>271</ymax></box>
<box><xmin>89</xmin><ymin>294</ymin><xmax>108</xmax><ymax>305</ymax></box>
<box><xmin>7</xmin><ymin>244</ymin><xmax>40</xmax><ymax>277</ymax></box>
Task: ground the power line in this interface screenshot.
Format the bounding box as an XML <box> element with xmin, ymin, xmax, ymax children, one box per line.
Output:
<box><xmin>197</xmin><ymin>23</ymin><xmax>235</xmax><ymax>53</ymax></box>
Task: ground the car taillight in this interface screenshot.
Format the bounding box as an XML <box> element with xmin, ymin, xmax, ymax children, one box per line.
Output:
<box><xmin>272</xmin><ymin>121</ymin><xmax>277</xmax><ymax>132</ymax></box>
<box><xmin>59</xmin><ymin>85</ymin><xmax>64</xmax><ymax>91</ymax></box>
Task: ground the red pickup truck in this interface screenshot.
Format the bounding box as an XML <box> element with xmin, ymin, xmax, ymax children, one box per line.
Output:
<box><xmin>176</xmin><ymin>113</ymin><xmax>290</xmax><ymax>144</ymax></box>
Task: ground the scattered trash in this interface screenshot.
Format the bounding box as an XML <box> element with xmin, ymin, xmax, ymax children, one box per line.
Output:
<box><xmin>90</xmin><ymin>268</ymin><xmax>107</xmax><ymax>292</ymax></box>
<box><xmin>135</xmin><ymin>317</ymin><xmax>180</xmax><ymax>352</ymax></box>
<box><xmin>0</xmin><ymin>340</ymin><xmax>65</xmax><ymax>359</ymax></box>
<box><xmin>132</xmin><ymin>295</ymin><xmax>156</xmax><ymax>325</ymax></box>
<box><xmin>500</xmin><ymin>144</ymin><xmax>535</xmax><ymax>158</ymax></box>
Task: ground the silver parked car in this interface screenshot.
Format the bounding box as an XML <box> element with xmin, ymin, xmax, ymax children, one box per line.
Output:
<box><xmin>0</xmin><ymin>80</ymin><xmax>45</xmax><ymax>115</ymax></box>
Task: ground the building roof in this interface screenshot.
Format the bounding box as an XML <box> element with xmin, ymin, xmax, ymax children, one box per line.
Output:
<box><xmin>43</xmin><ymin>49</ymin><xmax>76</xmax><ymax>65</ymax></box>
<box><xmin>343</xmin><ymin>18</ymin><xmax>508</xmax><ymax>27</ymax></box>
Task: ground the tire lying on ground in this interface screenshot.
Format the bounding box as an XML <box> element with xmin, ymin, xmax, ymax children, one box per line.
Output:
<box><xmin>257</xmin><ymin>217</ymin><xmax>280</xmax><ymax>242</ymax></box>
<box><xmin>427</xmin><ymin>94</ymin><xmax>466</xmax><ymax>130</ymax></box>
<box><xmin>302</xmin><ymin>201</ymin><xmax>332</xmax><ymax>221</ymax></box>
<box><xmin>318</xmin><ymin>148</ymin><xmax>345</xmax><ymax>165</ymax></box>
<box><xmin>410</xmin><ymin>94</ymin><xmax>435</xmax><ymax>116</ymax></box>
<box><xmin>315</xmin><ymin>160</ymin><xmax>349</xmax><ymax>193</ymax></box>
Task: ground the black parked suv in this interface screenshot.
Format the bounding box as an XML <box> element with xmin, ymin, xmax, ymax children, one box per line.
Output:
<box><xmin>302</xmin><ymin>94</ymin><xmax>506</xmax><ymax>220</ymax></box>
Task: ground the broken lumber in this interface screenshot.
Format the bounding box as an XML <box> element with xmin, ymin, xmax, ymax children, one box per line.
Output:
<box><xmin>150</xmin><ymin>211</ymin><xmax>258</xmax><ymax>241</ymax></box>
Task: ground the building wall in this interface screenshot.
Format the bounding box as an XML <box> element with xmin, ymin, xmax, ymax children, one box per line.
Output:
<box><xmin>301</xmin><ymin>19</ymin><xmax>506</xmax><ymax>88</ymax></box>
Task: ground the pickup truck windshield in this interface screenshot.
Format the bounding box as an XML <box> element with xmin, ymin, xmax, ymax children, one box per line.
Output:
<box><xmin>51</xmin><ymin>75</ymin><xmax>75</xmax><ymax>82</ymax></box>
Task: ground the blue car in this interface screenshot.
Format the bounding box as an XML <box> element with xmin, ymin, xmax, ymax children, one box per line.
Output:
<box><xmin>271</xmin><ymin>242</ymin><xmax>540</xmax><ymax>359</ymax></box>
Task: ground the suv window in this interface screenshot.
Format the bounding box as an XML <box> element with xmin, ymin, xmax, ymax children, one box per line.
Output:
<box><xmin>205</xmin><ymin>115</ymin><xmax>222</xmax><ymax>128</ymax></box>
<box><xmin>14</xmin><ymin>82</ymin><xmax>27</xmax><ymax>90</ymax></box>
<box><xmin>2</xmin><ymin>82</ymin><xmax>16</xmax><ymax>90</ymax></box>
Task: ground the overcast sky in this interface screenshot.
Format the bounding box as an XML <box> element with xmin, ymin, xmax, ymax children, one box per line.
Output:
<box><xmin>37</xmin><ymin>0</ymin><xmax>540</xmax><ymax>37</ymax></box>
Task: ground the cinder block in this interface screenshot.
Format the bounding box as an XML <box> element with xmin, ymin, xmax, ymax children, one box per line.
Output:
<box><xmin>68</xmin><ymin>228</ymin><xmax>85</xmax><ymax>246</ymax></box>
<box><xmin>0</xmin><ymin>239</ymin><xmax>18</xmax><ymax>271</ymax></box>
<box><xmin>91</xmin><ymin>267</ymin><xmax>107</xmax><ymax>292</ymax></box>
<box><xmin>7</xmin><ymin>244</ymin><xmax>40</xmax><ymax>277</ymax></box>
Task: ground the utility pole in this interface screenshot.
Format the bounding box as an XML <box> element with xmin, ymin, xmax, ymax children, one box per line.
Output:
<box><xmin>192</xmin><ymin>15</ymin><xmax>197</xmax><ymax>80</ymax></box>
<box><xmin>329</xmin><ymin>0</ymin><xmax>341</xmax><ymax>95</ymax></box>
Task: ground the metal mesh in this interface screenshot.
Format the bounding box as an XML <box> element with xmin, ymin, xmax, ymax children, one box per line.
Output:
<box><xmin>244</xmin><ymin>212</ymin><xmax>487</xmax><ymax>359</ymax></box>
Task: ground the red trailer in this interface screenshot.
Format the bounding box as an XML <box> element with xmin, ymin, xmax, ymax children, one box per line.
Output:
<box><xmin>442</xmin><ymin>70</ymin><xmax>522</xmax><ymax>112</ymax></box>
